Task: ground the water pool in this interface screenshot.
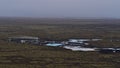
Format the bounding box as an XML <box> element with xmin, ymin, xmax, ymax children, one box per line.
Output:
<box><xmin>46</xmin><ymin>43</ymin><xmax>63</xmax><ymax>46</ymax></box>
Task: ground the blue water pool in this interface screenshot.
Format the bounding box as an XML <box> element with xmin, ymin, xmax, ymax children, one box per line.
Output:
<box><xmin>46</xmin><ymin>43</ymin><xmax>63</xmax><ymax>46</ymax></box>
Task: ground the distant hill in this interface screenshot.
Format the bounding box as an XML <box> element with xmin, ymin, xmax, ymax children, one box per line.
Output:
<box><xmin>0</xmin><ymin>17</ymin><xmax>120</xmax><ymax>25</ymax></box>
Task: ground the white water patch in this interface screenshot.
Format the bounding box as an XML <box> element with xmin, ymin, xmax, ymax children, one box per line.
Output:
<box><xmin>63</xmin><ymin>46</ymin><xmax>97</xmax><ymax>51</ymax></box>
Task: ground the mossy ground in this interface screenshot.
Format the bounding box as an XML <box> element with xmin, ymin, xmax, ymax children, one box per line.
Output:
<box><xmin>0</xmin><ymin>22</ymin><xmax>120</xmax><ymax>68</ymax></box>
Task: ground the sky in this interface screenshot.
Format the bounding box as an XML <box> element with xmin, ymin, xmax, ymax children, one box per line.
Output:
<box><xmin>0</xmin><ymin>0</ymin><xmax>120</xmax><ymax>18</ymax></box>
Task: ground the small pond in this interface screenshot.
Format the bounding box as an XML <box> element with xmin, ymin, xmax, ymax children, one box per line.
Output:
<box><xmin>46</xmin><ymin>43</ymin><xmax>63</xmax><ymax>46</ymax></box>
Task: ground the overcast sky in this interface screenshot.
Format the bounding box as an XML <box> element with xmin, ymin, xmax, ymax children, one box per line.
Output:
<box><xmin>0</xmin><ymin>0</ymin><xmax>120</xmax><ymax>18</ymax></box>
